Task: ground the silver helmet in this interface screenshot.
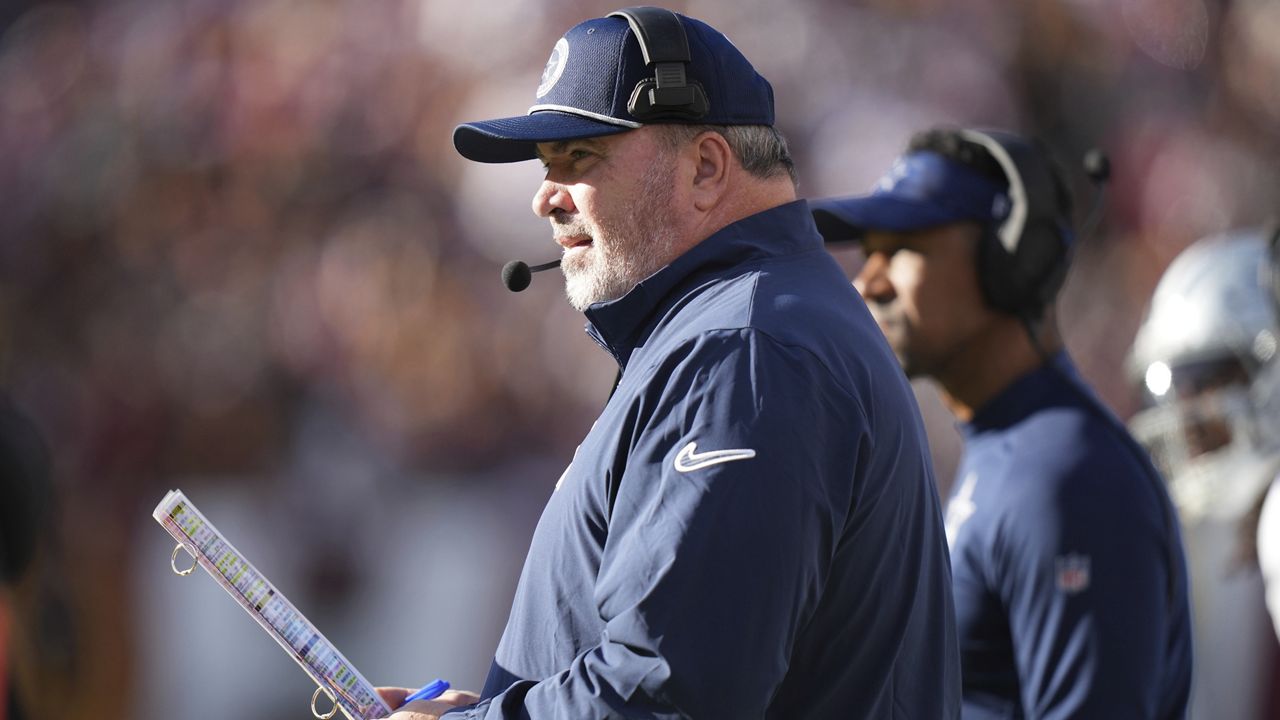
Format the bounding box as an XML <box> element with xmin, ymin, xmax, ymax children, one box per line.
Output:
<box><xmin>1128</xmin><ymin>228</ymin><xmax>1280</xmax><ymax>521</ymax></box>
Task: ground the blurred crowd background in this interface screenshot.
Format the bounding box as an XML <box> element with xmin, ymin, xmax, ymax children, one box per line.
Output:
<box><xmin>1</xmin><ymin>0</ymin><xmax>1278</xmax><ymax>717</ymax></box>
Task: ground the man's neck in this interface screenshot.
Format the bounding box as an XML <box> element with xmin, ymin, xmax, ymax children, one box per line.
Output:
<box><xmin>689</xmin><ymin>175</ymin><xmax>797</xmax><ymax>249</ymax></box>
<box><xmin>934</xmin><ymin>317</ymin><xmax>1062</xmax><ymax>423</ymax></box>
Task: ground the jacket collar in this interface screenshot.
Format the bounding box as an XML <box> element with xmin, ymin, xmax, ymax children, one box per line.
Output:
<box><xmin>964</xmin><ymin>351</ymin><xmax>1083</xmax><ymax>434</ymax></box>
<box><xmin>583</xmin><ymin>199</ymin><xmax>821</xmax><ymax>367</ymax></box>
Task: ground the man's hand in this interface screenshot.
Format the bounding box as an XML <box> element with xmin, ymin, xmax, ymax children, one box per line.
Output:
<box><xmin>376</xmin><ymin>687</ymin><xmax>480</xmax><ymax>720</ymax></box>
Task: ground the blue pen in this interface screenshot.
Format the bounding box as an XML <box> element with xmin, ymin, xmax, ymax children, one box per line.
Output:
<box><xmin>401</xmin><ymin>678</ymin><xmax>450</xmax><ymax>706</ymax></box>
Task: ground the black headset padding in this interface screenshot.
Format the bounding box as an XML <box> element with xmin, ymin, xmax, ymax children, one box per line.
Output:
<box><xmin>962</xmin><ymin>130</ymin><xmax>1073</xmax><ymax>318</ymax></box>
<box><xmin>608</xmin><ymin>7</ymin><xmax>709</xmax><ymax>121</ymax></box>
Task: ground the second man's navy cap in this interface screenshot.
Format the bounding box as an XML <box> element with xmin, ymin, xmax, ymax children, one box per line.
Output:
<box><xmin>453</xmin><ymin>8</ymin><xmax>776</xmax><ymax>164</ymax></box>
<box><xmin>810</xmin><ymin>152</ymin><xmax>1012</xmax><ymax>242</ymax></box>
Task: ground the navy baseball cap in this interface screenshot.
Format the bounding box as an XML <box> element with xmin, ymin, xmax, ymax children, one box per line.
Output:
<box><xmin>811</xmin><ymin>151</ymin><xmax>1011</xmax><ymax>242</ymax></box>
<box><xmin>453</xmin><ymin>9</ymin><xmax>775</xmax><ymax>163</ymax></box>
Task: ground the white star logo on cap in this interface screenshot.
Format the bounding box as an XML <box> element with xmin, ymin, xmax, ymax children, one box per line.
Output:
<box><xmin>537</xmin><ymin>38</ymin><xmax>569</xmax><ymax>99</ymax></box>
<box><xmin>991</xmin><ymin>194</ymin><xmax>1010</xmax><ymax>219</ymax></box>
<box><xmin>874</xmin><ymin>159</ymin><xmax>911</xmax><ymax>192</ymax></box>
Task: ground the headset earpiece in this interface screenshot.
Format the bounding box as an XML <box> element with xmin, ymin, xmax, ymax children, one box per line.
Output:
<box><xmin>608</xmin><ymin>7</ymin><xmax>709</xmax><ymax>122</ymax></box>
<box><xmin>957</xmin><ymin>130</ymin><xmax>1074</xmax><ymax>319</ymax></box>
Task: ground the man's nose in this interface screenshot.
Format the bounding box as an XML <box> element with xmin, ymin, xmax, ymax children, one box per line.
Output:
<box><xmin>853</xmin><ymin>252</ymin><xmax>896</xmax><ymax>304</ymax></box>
<box><xmin>532</xmin><ymin>180</ymin><xmax>575</xmax><ymax>218</ymax></box>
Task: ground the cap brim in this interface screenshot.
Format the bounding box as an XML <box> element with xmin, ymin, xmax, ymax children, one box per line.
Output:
<box><xmin>809</xmin><ymin>195</ymin><xmax>976</xmax><ymax>243</ymax></box>
<box><xmin>453</xmin><ymin>112</ymin><xmax>633</xmax><ymax>163</ymax></box>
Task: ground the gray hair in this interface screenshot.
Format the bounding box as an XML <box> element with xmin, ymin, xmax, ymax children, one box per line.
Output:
<box><xmin>656</xmin><ymin>124</ymin><xmax>797</xmax><ymax>186</ymax></box>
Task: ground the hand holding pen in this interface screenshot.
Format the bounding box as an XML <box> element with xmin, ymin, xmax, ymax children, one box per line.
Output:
<box><xmin>402</xmin><ymin>679</ymin><xmax>451</xmax><ymax>705</ymax></box>
<box><xmin>376</xmin><ymin>680</ymin><xmax>480</xmax><ymax>720</ymax></box>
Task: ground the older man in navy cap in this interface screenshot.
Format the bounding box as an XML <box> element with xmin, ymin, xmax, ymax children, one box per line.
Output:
<box><xmin>379</xmin><ymin>9</ymin><xmax>960</xmax><ymax>719</ymax></box>
<box><xmin>813</xmin><ymin>127</ymin><xmax>1192</xmax><ymax>719</ymax></box>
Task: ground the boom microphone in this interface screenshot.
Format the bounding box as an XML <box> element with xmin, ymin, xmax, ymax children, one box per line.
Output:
<box><xmin>501</xmin><ymin>259</ymin><xmax>561</xmax><ymax>292</ymax></box>
<box><xmin>1082</xmin><ymin>148</ymin><xmax>1110</xmax><ymax>185</ymax></box>
<box><xmin>1079</xmin><ymin>148</ymin><xmax>1110</xmax><ymax>242</ymax></box>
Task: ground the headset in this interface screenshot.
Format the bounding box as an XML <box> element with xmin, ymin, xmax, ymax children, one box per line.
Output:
<box><xmin>608</xmin><ymin>7</ymin><xmax>710</xmax><ymax>122</ymax></box>
<box><xmin>949</xmin><ymin>130</ymin><xmax>1188</xmax><ymax>606</ymax></box>
<box><xmin>955</xmin><ymin>129</ymin><xmax>1078</xmax><ymax>319</ymax></box>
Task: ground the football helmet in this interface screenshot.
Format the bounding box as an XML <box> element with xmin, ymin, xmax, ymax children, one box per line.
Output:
<box><xmin>1128</xmin><ymin>228</ymin><xmax>1280</xmax><ymax>521</ymax></box>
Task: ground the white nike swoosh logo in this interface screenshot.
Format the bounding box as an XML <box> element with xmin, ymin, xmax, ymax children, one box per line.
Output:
<box><xmin>673</xmin><ymin>441</ymin><xmax>757</xmax><ymax>473</ymax></box>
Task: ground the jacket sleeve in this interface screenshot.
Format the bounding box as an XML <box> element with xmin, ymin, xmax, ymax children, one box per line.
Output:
<box><xmin>995</xmin><ymin>458</ymin><xmax>1176</xmax><ymax>719</ymax></box>
<box><xmin>445</xmin><ymin>329</ymin><xmax>865</xmax><ymax>719</ymax></box>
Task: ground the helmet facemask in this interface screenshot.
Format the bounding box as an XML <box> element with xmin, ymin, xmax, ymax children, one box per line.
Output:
<box><xmin>1130</xmin><ymin>355</ymin><xmax>1279</xmax><ymax>521</ymax></box>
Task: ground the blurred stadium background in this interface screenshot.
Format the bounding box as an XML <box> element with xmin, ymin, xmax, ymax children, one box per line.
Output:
<box><xmin>2</xmin><ymin>0</ymin><xmax>1278</xmax><ymax>717</ymax></box>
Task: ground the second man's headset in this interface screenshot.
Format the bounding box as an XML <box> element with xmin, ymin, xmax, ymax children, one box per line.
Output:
<box><xmin>608</xmin><ymin>7</ymin><xmax>710</xmax><ymax>122</ymax></box>
<box><xmin>963</xmin><ymin>131</ymin><xmax>1184</xmax><ymax>607</ymax></box>
<box><xmin>956</xmin><ymin>129</ymin><xmax>1077</xmax><ymax>320</ymax></box>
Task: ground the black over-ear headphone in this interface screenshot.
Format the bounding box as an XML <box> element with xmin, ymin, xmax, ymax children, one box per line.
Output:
<box><xmin>957</xmin><ymin>129</ymin><xmax>1076</xmax><ymax>318</ymax></box>
<box><xmin>608</xmin><ymin>7</ymin><xmax>709</xmax><ymax>122</ymax></box>
<box><xmin>961</xmin><ymin>133</ymin><xmax>1182</xmax><ymax>605</ymax></box>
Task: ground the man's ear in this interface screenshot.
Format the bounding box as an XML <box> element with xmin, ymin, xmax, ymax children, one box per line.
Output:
<box><xmin>690</xmin><ymin>131</ymin><xmax>732</xmax><ymax>212</ymax></box>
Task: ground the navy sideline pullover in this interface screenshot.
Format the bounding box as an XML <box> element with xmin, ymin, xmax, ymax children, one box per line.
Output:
<box><xmin>451</xmin><ymin>201</ymin><xmax>961</xmax><ymax>719</ymax></box>
<box><xmin>947</xmin><ymin>354</ymin><xmax>1192</xmax><ymax>719</ymax></box>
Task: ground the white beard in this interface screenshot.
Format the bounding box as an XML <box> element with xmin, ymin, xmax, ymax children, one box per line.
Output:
<box><xmin>560</xmin><ymin>161</ymin><xmax>680</xmax><ymax>312</ymax></box>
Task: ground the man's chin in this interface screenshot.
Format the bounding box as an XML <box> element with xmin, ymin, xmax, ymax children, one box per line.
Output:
<box><xmin>564</xmin><ymin>273</ymin><xmax>626</xmax><ymax>312</ymax></box>
<box><xmin>889</xmin><ymin>347</ymin><xmax>923</xmax><ymax>379</ymax></box>
<box><xmin>563</xmin><ymin>280</ymin><xmax>596</xmax><ymax>312</ymax></box>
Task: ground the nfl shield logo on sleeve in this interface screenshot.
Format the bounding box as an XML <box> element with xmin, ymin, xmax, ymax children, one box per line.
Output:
<box><xmin>1055</xmin><ymin>553</ymin><xmax>1091</xmax><ymax>594</ymax></box>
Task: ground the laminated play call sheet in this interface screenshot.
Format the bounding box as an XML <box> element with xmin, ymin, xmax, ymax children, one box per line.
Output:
<box><xmin>154</xmin><ymin>489</ymin><xmax>392</xmax><ymax>720</ymax></box>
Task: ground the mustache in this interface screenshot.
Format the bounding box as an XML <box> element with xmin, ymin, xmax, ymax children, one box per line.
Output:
<box><xmin>551</xmin><ymin>217</ymin><xmax>593</xmax><ymax>242</ymax></box>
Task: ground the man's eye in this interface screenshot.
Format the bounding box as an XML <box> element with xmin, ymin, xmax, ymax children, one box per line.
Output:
<box><xmin>569</xmin><ymin>149</ymin><xmax>592</xmax><ymax>161</ymax></box>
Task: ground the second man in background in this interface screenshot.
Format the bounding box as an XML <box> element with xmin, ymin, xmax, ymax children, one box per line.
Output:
<box><xmin>814</xmin><ymin>128</ymin><xmax>1193</xmax><ymax>719</ymax></box>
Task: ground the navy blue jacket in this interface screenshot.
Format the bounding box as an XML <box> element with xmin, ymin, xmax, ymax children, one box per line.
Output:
<box><xmin>451</xmin><ymin>200</ymin><xmax>960</xmax><ymax>719</ymax></box>
<box><xmin>947</xmin><ymin>354</ymin><xmax>1192</xmax><ymax>719</ymax></box>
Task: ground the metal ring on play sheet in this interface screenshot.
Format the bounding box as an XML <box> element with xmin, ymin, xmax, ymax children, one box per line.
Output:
<box><xmin>170</xmin><ymin>543</ymin><xmax>197</xmax><ymax>576</ymax></box>
<box><xmin>311</xmin><ymin>686</ymin><xmax>339</xmax><ymax>719</ymax></box>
